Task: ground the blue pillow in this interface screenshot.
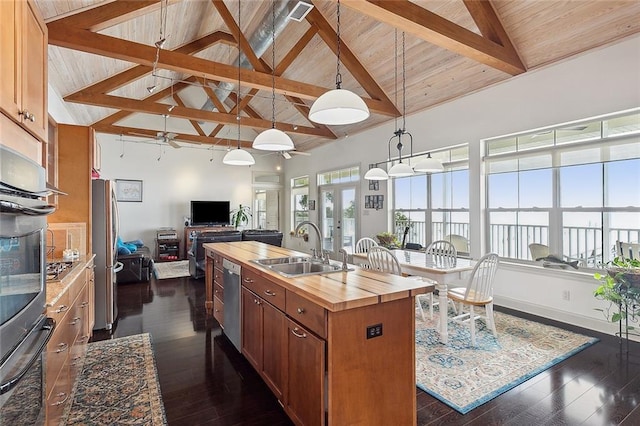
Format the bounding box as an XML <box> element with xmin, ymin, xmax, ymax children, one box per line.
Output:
<box><xmin>125</xmin><ymin>239</ymin><xmax>145</xmax><ymax>247</ymax></box>
<box><xmin>117</xmin><ymin>245</ymin><xmax>131</xmax><ymax>255</ymax></box>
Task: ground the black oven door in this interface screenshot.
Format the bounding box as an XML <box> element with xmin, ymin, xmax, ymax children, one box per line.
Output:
<box><xmin>0</xmin><ymin>316</ymin><xmax>54</xmax><ymax>425</ymax></box>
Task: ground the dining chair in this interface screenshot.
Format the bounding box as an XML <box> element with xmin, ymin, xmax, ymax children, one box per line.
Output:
<box><xmin>528</xmin><ymin>243</ymin><xmax>550</xmax><ymax>261</ymax></box>
<box><xmin>416</xmin><ymin>240</ymin><xmax>458</xmax><ymax>321</ymax></box>
<box><xmin>447</xmin><ymin>252</ymin><xmax>500</xmax><ymax>346</ymax></box>
<box><xmin>444</xmin><ymin>234</ymin><xmax>469</xmax><ymax>254</ymax></box>
<box><xmin>355</xmin><ymin>237</ymin><xmax>378</xmax><ymax>254</ymax></box>
<box><xmin>618</xmin><ymin>241</ymin><xmax>640</xmax><ymax>260</ymax></box>
<box><xmin>367</xmin><ymin>246</ymin><xmax>402</xmax><ymax>276</ymax></box>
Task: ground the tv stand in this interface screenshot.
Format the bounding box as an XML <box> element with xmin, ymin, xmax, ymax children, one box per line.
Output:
<box><xmin>184</xmin><ymin>225</ymin><xmax>234</xmax><ymax>259</ymax></box>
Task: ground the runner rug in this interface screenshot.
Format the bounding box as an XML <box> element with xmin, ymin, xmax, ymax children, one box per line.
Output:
<box><xmin>415</xmin><ymin>307</ymin><xmax>599</xmax><ymax>414</ymax></box>
<box><xmin>153</xmin><ymin>260</ymin><xmax>190</xmax><ymax>279</ymax></box>
<box><xmin>62</xmin><ymin>333</ymin><xmax>167</xmax><ymax>425</ymax></box>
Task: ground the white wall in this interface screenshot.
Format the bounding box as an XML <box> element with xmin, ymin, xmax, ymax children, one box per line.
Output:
<box><xmin>282</xmin><ymin>34</ymin><xmax>640</xmax><ymax>338</ymax></box>
<box><xmin>95</xmin><ymin>134</ymin><xmax>281</xmax><ymax>254</ymax></box>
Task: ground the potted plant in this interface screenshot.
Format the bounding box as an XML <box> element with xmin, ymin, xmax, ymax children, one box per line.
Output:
<box><xmin>593</xmin><ymin>256</ymin><xmax>640</xmax><ymax>331</ymax></box>
<box><xmin>376</xmin><ymin>231</ymin><xmax>399</xmax><ymax>249</ymax></box>
<box><xmin>231</xmin><ymin>204</ymin><xmax>251</xmax><ymax>229</ymax></box>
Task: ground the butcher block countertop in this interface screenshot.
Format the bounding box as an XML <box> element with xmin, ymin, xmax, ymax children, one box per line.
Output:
<box><xmin>204</xmin><ymin>240</ymin><xmax>433</xmax><ymax>312</ymax></box>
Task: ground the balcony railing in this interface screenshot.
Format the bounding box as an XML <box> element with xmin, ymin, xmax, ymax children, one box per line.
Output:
<box><xmin>393</xmin><ymin>219</ymin><xmax>639</xmax><ymax>266</ymax></box>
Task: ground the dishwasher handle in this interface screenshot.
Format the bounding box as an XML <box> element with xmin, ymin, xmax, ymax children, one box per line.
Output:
<box><xmin>222</xmin><ymin>258</ymin><xmax>241</xmax><ymax>275</ymax></box>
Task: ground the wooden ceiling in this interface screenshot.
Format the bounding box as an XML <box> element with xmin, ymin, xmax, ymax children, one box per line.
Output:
<box><xmin>35</xmin><ymin>0</ymin><xmax>640</xmax><ymax>152</ymax></box>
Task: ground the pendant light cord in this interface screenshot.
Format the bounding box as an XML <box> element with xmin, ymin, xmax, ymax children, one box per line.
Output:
<box><xmin>394</xmin><ymin>29</ymin><xmax>398</xmax><ymax>132</ymax></box>
<box><xmin>236</xmin><ymin>0</ymin><xmax>241</xmax><ymax>149</ymax></box>
<box><xmin>271</xmin><ymin>0</ymin><xmax>276</xmax><ymax>128</ymax></box>
<box><xmin>335</xmin><ymin>0</ymin><xmax>342</xmax><ymax>89</ymax></box>
<box><xmin>402</xmin><ymin>31</ymin><xmax>406</xmax><ymax>132</ymax></box>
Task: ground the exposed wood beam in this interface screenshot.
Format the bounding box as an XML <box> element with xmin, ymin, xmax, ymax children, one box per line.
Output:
<box><xmin>463</xmin><ymin>0</ymin><xmax>522</xmax><ymax>61</ymax></box>
<box><xmin>275</xmin><ymin>26</ymin><xmax>318</xmax><ymax>76</ymax></box>
<box><xmin>94</xmin><ymin>124</ymin><xmax>254</xmax><ymax>149</ymax></box>
<box><xmin>47</xmin><ymin>24</ymin><xmax>398</xmax><ymax>117</ymax></box>
<box><xmin>173</xmin><ymin>94</ymin><xmax>206</xmax><ymax>136</ymax></box>
<box><xmin>306</xmin><ymin>5</ymin><xmax>396</xmax><ymax>109</ymax></box>
<box><xmin>336</xmin><ymin>0</ymin><xmax>526</xmax><ymax>75</ymax></box>
<box><xmin>74</xmin><ymin>92</ymin><xmax>335</xmax><ymax>138</ymax></box>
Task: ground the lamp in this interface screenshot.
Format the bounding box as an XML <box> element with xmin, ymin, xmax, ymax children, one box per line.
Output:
<box><xmin>414</xmin><ymin>152</ymin><xmax>444</xmax><ymax>173</ymax></box>
<box><xmin>223</xmin><ymin>1</ymin><xmax>255</xmax><ymax>166</ymax></box>
<box><xmin>253</xmin><ymin>1</ymin><xmax>294</xmax><ymax>151</ymax></box>
<box><xmin>308</xmin><ymin>0</ymin><xmax>369</xmax><ymax>125</ymax></box>
<box><xmin>364</xmin><ymin>164</ymin><xmax>389</xmax><ymax>181</ymax></box>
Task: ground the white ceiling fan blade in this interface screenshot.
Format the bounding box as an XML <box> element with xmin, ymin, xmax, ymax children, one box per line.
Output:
<box><xmin>166</xmin><ymin>132</ymin><xmax>178</xmax><ymax>139</ymax></box>
<box><xmin>282</xmin><ymin>151</ymin><xmax>292</xmax><ymax>159</ymax></box>
<box><xmin>167</xmin><ymin>139</ymin><xmax>181</xmax><ymax>149</ymax></box>
<box><xmin>290</xmin><ymin>150</ymin><xmax>311</xmax><ymax>156</ymax></box>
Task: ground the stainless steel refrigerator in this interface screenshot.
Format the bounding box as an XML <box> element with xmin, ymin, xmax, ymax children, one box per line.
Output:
<box><xmin>92</xmin><ymin>179</ymin><xmax>121</xmax><ymax>331</ymax></box>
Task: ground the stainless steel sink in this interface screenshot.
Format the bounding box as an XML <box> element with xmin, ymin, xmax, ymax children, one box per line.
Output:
<box><xmin>253</xmin><ymin>256</ymin><xmax>347</xmax><ymax>277</ymax></box>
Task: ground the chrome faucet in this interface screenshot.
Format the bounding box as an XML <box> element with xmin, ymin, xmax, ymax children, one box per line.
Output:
<box><xmin>295</xmin><ymin>221</ymin><xmax>323</xmax><ymax>260</ymax></box>
<box><xmin>338</xmin><ymin>248</ymin><xmax>349</xmax><ymax>271</ymax></box>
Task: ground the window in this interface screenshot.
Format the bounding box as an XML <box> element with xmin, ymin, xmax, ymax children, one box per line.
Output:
<box><xmin>393</xmin><ymin>146</ymin><xmax>469</xmax><ymax>249</ymax></box>
<box><xmin>317</xmin><ymin>166</ymin><xmax>360</xmax><ymax>185</ymax></box>
<box><xmin>291</xmin><ymin>176</ymin><xmax>309</xmax><ymax>231</ymax></box>
<box><xmin>485</xmin><ymin>109</ymin><xmax>640</xmax><ymax>266</ymax></box>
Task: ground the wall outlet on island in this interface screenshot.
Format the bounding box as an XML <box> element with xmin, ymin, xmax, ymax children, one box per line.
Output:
<box><xmin>562</xmin><ymin>290</ymin><xmax>570</xmax><ymax>301</ymax></box>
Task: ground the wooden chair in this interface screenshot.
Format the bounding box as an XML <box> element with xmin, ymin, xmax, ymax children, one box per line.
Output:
<box><xmin>448</xmin><ymin>253</ymin><xmax>500</xmax><ymax>346</ymax></box>
<box><xmin>444</xmin><ymin>234</ymin><xmax>469</xmax><ymax>254</ymax></box>
<box><xmin>416</xmin><ymin>240</ymin><xmax>458</xmax><ymax>321</ymax></box>
<box><xmin>355</xmin><ymin>237</ymin><xmax>378</xmax><ymax>254</ymax></box>
<box><xmin>367</xmin><ymin>246</ymin><xmax>402</xmax><ymax>276</ymax></box>
<box><xmin>618</xmin><ymin>241</ymin><xmax>640</xmax><ymax>260</ymax></box>
<box><xmin>528</xmin><ymin>243</ymin><xmax>550</xmax><ymax>261</ymax></box>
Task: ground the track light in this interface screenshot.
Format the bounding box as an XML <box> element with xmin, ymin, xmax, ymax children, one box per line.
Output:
<box><xmin>147</xmin><ymin>85</ymin><xmax>156</xmax><ymax>94</ymax></box>
<box><xmin>155</xmin><ymin>38</ymin><xmax>166</xmax><ymax>49</ymax></box>
<box><xmin>167</xmin><ymin>105</ymin><xmax>175</xmax><ymax>112</ymax></box>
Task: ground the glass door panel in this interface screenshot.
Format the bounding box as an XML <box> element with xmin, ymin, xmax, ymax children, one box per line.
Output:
<box><xmin>319</xmin><ymin>185</ymin><xmax>358</xmax><ymax>256</ymax></box>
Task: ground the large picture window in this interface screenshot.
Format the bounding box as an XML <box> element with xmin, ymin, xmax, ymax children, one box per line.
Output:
<box><xmin>485</xmin><ymin>109</ymin><xmax>640</xmax><ymax>266</ymax></box>
<box><xmin>393</xmin><ymin>146</ymin><xmax>469</xmax><ymax>251</ymax></box>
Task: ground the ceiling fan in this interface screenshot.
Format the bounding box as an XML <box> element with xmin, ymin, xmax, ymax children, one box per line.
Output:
<box><xmin>130</xmin><ymin>114</ymin><xmax>182</xmax><ymax>148</ymax></box>
<box><xmin>280</xmin><ymin>150</ymin><xmax>311</xmax><ymax>159</ymax></box>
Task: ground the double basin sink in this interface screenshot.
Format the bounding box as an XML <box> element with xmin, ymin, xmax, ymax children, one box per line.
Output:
<box><xmin>253</xmin><ymin>256</ymin><xmax>348</xmax><ymax>277</ymax></box>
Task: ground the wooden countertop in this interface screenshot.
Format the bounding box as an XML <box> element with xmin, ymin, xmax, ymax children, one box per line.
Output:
<box><xmin>204</xmin><ymin>241</ymin><xmax>432</xmax><ymax>312</ymax></box>
<box><xmin>46</xmin><ymin>255</ymin><xmax>95</xmax><ymax>306</ymax></box>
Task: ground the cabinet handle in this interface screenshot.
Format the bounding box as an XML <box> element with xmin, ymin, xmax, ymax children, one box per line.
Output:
<box><xmin>297</xmin><ymin>307</ymin><xmax>305</xmax><ymax>314</ymax></box>
<box><xmin>19</xmin><ymin>110</ymin><xmax>36</xmax><ymax>122</ymax></box>
<box><xmin>264</xmin><ymin>289</ymin><xmax>276</xmax><ymax>297</ymax></box>
<box><xmin>243</xmin><ymin>277</ymin><xmax>254</xmax><ymax>283</ymax></box>
<box><xmin>291</xmin><ymin>327</ymin><xmax>307</xmax><ymax>338</ymax></box>
<box><xmin>80</xmin><ymin>301</ymin><xmax>89</xmax><ymax>308</ymax></box>
<box><xmin>70</xmin><ymin>316</ymin><xmax>81</xmax><ymax>325</ymax></box>
<box><xmin>55</xmin><ymin>342</ymin><xmax>69</xmax><ymax>353</ymax></box>
<box><xmin>51</xmin><ymin>392</ymin><xmax>69</xmax><ymax>406</ymax></box>
<box><xmin>254</xmin><ymin>298</ymin><xmax>261</xmax><ymax>305</ymax></box>
<box><xmin>55</xmin><ymin>305</ymin><xmax>68</xmax><ymax>313</ymax></box>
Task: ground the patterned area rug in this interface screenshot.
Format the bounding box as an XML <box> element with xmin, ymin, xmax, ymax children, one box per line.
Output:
<box><xmin>415</xmin><ymin>306</ymin><xmax>599</xmax><ymax>414</ymax></box>
<box><xmin>63</xmin><ymin>333</ymin><xmax>167</xmax><ymax>425</ymax></box>
<box><xmin>153</xmin><ymin>260</ymin><xmax>190</xmax><ymax>279</ymax></box>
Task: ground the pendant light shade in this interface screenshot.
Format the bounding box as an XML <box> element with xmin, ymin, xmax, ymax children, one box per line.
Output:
<box><xmin>364</xmin><ymin>166</ymin><xmax>389</xmax><ymax>181</ymax></box>
<box><xmin>253</xmin><ymin>128</ymin><xmax>294</xmax><ymax>151</ymax></box>
<box><xmin>413</xmin><ymin>153</ymin><xmax>444</xmax><ymax>173</ymax></box>
<box><xmin>388</xmin><ymin>162</ymin><xmax>414</xmax><ymax>177</ymax></box>
<box><xmin>223</xmin><ymin>148</ymin><xmax>255</xmax><ymax>166</ymax></box>
<box><xmin>308</xmin><ymin>0</ymin><xmax>369</xmax><ymax>126</ymax></box>
<box><xmin>309</xmin><ymin>89</ymin><xmax>369</xmax><ymax>125</ymax></box>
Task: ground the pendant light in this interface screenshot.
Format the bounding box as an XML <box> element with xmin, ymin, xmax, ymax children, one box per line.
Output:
<box><xmin>364</xmin><ymin>163</ymin><xmax>389</xmax><ymax>181</ymax></box>
<box><xmin>308</xmin><ymin>0</ymin><xmax>369</xmax><ymax>125</ymax></box>
<box><xmin>253</xmin><ymin>0</ymin><xmax>294</xmax><ymax>151</ymax></box>
<box><xmin>223</xmin><ymin>2</ymin><xmax>255</xmax><ymax>166</ymax></box>
<box><xmin>414</xmin><ymin>152</ymin><xmax>444</xmax><ymax>173</ymax></box>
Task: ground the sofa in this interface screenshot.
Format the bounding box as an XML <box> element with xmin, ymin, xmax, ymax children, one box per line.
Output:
<box><xmin>117</xmin><ymin>246</ymin><xmax>153</xmax><ymax>284</ymax></box>
<box><xmin>188</xmin><ymin>231</ymin><xmax>242</xmax><ymax>279</ymax></box>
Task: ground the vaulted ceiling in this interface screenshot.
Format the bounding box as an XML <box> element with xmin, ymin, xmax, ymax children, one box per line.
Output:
<box><xmin>35</xmin><ymin>0</ymin><xmax>640</xmax><ymax>153</ymax></box>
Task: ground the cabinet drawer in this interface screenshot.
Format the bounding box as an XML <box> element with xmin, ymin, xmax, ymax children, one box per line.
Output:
<box><xmin>45</xmin><ymin>325</ymin><xmax>73</xmax><ymax>399</ymax></box>
<box><xmin>213</xmin><ymin>296</ymin><xmax>224</xmax><ymax>326</ymax></box>
<box><xmin>67</xmin><ymin>271</ymin><xmax>85</xmax><ymax>306</ymax></box>
<box><xmin>214</xmin><ymin>282</ymin><xmax>224</xmax><ymax>301</ymax></box>
<box><xmin>46</xmin><ymin>363</ymin><xmax>72</xmax><ymax>426</ymax></box>
<box><xmin>47</xmin><ymin>290</ymin><xmax>71</xmax><ymax>325</ymax></box>
<box><xmin>213</xmin><ymin>267</ymin><xmax>223</xmax><ymax>285</ymax></box>
<box><xmin>214</xmin><ymin>254</ymin><xmax>223</xmax><ymax>271</ymax></box>
<box><xmin>286</xmin><ymin>291</ymin><xmax>327</xmax><ymax>339</ymax></box>
<box><xmin>242</xmin><ymin>269</ymin><xmax>285</xmax><ymax>311</ymax></box>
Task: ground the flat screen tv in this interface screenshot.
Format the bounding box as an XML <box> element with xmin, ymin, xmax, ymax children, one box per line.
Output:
<box><xmin>190</xmin><ymin>201</ymin><xmax>231</xmax><ymax>226</ymax></box>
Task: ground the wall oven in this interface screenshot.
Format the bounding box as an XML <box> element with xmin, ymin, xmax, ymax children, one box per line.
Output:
<box><xmin>0</xmin><ymin>145</ymin><xmax>56</xmax><ymax>424</ymax></box>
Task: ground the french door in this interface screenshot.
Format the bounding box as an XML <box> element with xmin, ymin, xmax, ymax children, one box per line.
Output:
<box><xmin>318</xmin><ymin>184</ymin><xmax>358</xmax><ymax>257</ymax></box>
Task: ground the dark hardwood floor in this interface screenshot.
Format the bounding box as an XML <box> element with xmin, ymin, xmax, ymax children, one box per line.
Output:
<box><xmin>93</xmin><ymin>274</ymin><xmax>640</xmax><ymax>425</ymax></box>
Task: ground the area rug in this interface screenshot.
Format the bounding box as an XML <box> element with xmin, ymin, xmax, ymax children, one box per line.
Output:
<box><xmin>415</xmin><ymin>307</ymin><xmax>599</xmax><ymax>414</ymax></box>
<box><xmin>153</xmin><ymin>260</ymin><xmax>190</xmax><ymax>279</ymax></box>
<box><xmin>62</xmin><ymin>333</ymin><xmax>167</xmax><ymax>425</ymax></box>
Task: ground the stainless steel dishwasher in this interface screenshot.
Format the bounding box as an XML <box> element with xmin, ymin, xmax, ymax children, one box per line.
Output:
<box><xmin>222</xmin><ymin>258</ymin><xmax>241</xmax><ymax>351</ymax></box>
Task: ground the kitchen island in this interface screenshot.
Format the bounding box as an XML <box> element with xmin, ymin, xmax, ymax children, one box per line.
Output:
<box><xmin>204</xmin><ymin>241</ymin><xmax>432</xmax><ymax>426</ymax></box>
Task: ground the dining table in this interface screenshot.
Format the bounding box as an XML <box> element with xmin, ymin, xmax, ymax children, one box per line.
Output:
<box><xmin>352</xmin><ymin>249</ymin><xmax>476</xmax><ymax>344</ymax></box>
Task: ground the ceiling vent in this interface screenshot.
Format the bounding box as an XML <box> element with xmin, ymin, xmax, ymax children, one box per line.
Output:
<box><xmin>286</xmin><ymin>1</ymin><xmax>313</xmax><ymax>22</ymax></box>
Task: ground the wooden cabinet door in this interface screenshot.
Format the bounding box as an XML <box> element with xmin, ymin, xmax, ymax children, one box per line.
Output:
<box><xmin>241</xmin><ymin>287</ymin><xmax>262</xmax><ymax>371</ymax></box>
<box><xmin>286</xmin><ymin>319</ymin><xmax>325</xmax><ymax>426</ymax></box>
<box><xmin>22</xmin><ymin>0</ymin><xmax>47</xmax><ymax>141</ymax></box>
<box><xmin>261</xmin><ymin>300</ymin><xmax>286</xmax><ymax>401</ymax></box>
<box><xmin>0</xmin><ymin>0</ymin><xmax>21</xmax><ymax>119</ymax></box>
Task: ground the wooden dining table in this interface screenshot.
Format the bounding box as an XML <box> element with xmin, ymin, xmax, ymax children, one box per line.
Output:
<box><xmin>352</xmin><ymin>249</ymin><xmax>476</xmax><ymax>344</ymax></box>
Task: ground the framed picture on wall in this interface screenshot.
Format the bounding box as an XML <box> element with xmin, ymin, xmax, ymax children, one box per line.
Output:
<box><xmin>368</xmin><ymin>180</ymin><xmax>379</xmax><ymax>191</ymax></box>
<box><xmin>115</xmin><ymin>179</ymin><xmax>143</xmax><ymax>202</ymax></box>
